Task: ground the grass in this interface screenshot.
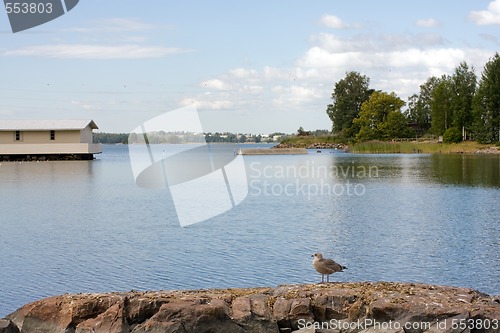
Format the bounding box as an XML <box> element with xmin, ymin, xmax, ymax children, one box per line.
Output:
<box><xmin>279</xmin><ymin>135</ymin><xmax>497</xmax><ymax>154</ymax></box>
<box><xmin>351</xmin><ymin>141</ymin><xmax>492</xmax><ymax>154</ymax></box>
<box><xmin>280</xmin><ymin>135</ymin><xmax>341</xmax><ymax>147</ymax></box>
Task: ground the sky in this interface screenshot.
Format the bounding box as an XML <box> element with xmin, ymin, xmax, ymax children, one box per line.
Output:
<box><xmin>0</xmin><ymin>0</ymin><xmax>499</xmax><ymax>134</ymax></box>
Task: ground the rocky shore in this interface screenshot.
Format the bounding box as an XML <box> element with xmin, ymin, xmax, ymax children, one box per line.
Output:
<box><xmin>475</xmin><ymin>146</ymin><xmax>500</xmax><ymax>154</ymax></box>
<box><xmin>274</xmin><ymin>143</ymin><xmax>349</xmax><ymax>151</ymax></box>
<box><xmin>2</xmin><ymin>282</ymin><xmax>499</xmax><ymax>333</ymax></box>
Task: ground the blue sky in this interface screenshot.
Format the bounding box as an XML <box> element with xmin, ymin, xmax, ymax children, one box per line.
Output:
<box><xmin>1</xmin><ymin>0</ymin><xmax>499</xmax><ymax>133</ymax></box>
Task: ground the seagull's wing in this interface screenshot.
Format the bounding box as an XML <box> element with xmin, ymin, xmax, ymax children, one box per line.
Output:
<box><xmin>323</xmin><ymin>258</ymin><xmax>345</xmax><ymax>272</ymax></box>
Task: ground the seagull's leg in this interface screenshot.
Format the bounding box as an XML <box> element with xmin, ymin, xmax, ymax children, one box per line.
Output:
<box><xmin>321</xmin><ymin>274</ymin><xmax>324</xmax><ymax>283</ymax></box>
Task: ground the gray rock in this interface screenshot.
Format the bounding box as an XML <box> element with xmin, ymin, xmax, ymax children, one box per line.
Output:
<box><xmin>3</xmin><ymin>283</ymin><xmax>500</xmax><ymax>333</ymax></box>
<box><xmin>0</xmin><ymin>319</ymin><xmax>19</xmax><ymax>333</ymax></box>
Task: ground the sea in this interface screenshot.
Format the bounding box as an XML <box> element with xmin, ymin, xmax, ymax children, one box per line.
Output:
<box><xmin>0</xmin><ymin>144</ymin><xmax>499</xmax><ymax>317</ymax></box>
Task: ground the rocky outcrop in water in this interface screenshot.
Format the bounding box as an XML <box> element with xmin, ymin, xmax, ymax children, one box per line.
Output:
<box><xmin>274</xmin><ymin>143</ymin><xmax>348</xmax><ymax>150</ymax></box>
<box><xmin>2</xmin><ymin>282</ymin><xmax>499</xmax><ymax>333</ymax></box>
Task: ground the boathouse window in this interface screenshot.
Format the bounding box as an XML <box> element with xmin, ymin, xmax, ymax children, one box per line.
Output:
<box><xmin>50</xmin><ymin>130</ymin><xmax>55</xmax><ymax>141</ymax></box>
<box><xmin>15</xmin><ymin>130</ymin><xmax>21</xmax><ymax>141</ymax></box>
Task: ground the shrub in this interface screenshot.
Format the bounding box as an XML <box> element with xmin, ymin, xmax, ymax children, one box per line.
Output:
<box><xmin>442</xmin><ymin>127</ymin><xmax>462</xmax><ymax>143</ymax></box>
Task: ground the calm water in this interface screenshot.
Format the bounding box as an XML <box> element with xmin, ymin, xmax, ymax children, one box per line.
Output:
<box><xmin>0</xmin><ymin>145</ymin><xmax>499</xmax><ymax>317</ymax></box>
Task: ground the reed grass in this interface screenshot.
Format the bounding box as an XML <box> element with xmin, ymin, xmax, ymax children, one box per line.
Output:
<box><xmin>351</xmin><ymin>141</ymin><xmax>490</xmax><ymax>154</ymax></box>
<box><xmin>279</xmin><ymin>135</ymin><xmax>493</xmax><ymax>154</ymax></box>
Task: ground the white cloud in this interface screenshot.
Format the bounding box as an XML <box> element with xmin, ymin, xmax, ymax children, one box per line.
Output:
<box><xmin>295</xmin><ymin>41</ymin><xmax>493</xmax><ymax>101</ymax></box>
<box><xmin>66</xmin><ymin>18</ymin><xmax>155</xmax><ymax>33</ymax></box>
<box><xmin>319</xmin><ymin>14</ymin><xmax>347</xmax><ymax>29</ymax></box>
<box><xmin>239</xmin><ymin>85</ymin><xmax>264</xmax><ymax>94</ymax></box>
<box><xmin>309</xmin><ymin>33</ymin><xmax>366</xmax><ymax>52</ymax></box>
<box><xmin>180</xmin><ymin>97</ymin><xmax>233</xmax><ymax>110</ymax></box>
<box><xmin>272</xmin><ymin>85</ymin><xmax>326</xmax><ymax>107</ymax></box>
<box><xmin>71</xmin><ymin>100</ymin><xmax>102</xmax><ymax>112</ymax></box>
<box><xmin>319</xmin><ymin>14</ymin><xmax>362</xmax><ymax>30</ymax></box>
<box><xmin>2</xmin><ymin>44</ymin><xmax>188</xmax><ymax>59</ymax></box>
<box><xmin>303</xmin><ymin>31</ymin><xmax>492</xmax><ymax>101</ymax></box>
<box><xmin>193</xmin><ymin>47</ymin><xmax>485</xmax><ymax>115</ymax></box>
<box><xmin>179</xmin><ymin>10</ymin><xmax>496</xmax><ymax>127</ymax></box>
<box><xmin>308</xmin><ymin>32</ymin><xmax>444</xmax><ymax>54</ymax></box>
<box><xmin>2</xmin><ymin>16</ymin><xmax>187</xmax><ymax>60</ymax></box>
<box><xmin>416</xmin><ymin>18</ymin><xmax>440</xmax><ymax>28</ymax></box>
<box><xmin>228</xmin><ymin>68</ymin><xmax>259</xmax><ymax>79</ymax></box>
<box><xmin>263</xmin><ymin>66</ymin><xmax>291</xmax><ymax>80</ymax></box>
<box><xmin>298</xmin><ymin>47</ymin><xmax>363</xmax><ymax>69</ymax></box>
<box><xmin>298</xmin><ymin>42</ymin><xmax>475</xmax><ymax>74</ymax></box>
<box><xmin>201</xmin><ymin>79</ymin><xmax>232</xmax><ymax>90</ymax></box>
<box><xmin>470</xmin><ymin>0</ymin><xmax>500</xmax><ymax>25</ymax></box>
<box><xmin>383</xmin><ymin>48</ymin><xmax>465</xmax><ymax>69</ymax></box>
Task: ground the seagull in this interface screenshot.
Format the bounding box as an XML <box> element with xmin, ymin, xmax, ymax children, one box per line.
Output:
<box><xmin>312</xmin><ymin>253</ymin><xmax>347</xmax><ymax>283</ymax></box>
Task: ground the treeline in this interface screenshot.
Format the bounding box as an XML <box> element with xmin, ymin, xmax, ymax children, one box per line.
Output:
<box><xmin>94</xmin><ymin>131</ymin><xmax>287</xmax><ymax>144</ymax></box>
<box><xmin>326</xmin><ymin>52</ymin><xmax>500</xmax><ymax>144</ymax></box>
<box><xmin>94</xmin><ymin>132</ymin><xmax>129</xmax><ymax>144</ymax></box>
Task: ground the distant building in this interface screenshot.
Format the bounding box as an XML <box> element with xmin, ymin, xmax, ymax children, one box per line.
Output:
<box><xmin>0</xmin><ymin>119</ymin><xmax>102</xmax><ymax>161</ymax></box>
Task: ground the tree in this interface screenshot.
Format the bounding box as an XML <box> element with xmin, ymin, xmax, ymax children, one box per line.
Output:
<box><xmin>297</xmin><ymin>126</ymin><xmax>310</xmax><ymax>136</ymax></box>
<box><xmin>450</xmin><ymin>62</ymin><xmax>476</xmax><ymax>139</ymax></box>
<box><xmin>428</xmin><ymin>64</ymin><xmax>476</xmax><ymax>140</ymax></box>
<box><xmin>473</xmin><ymin>53</ymin><xmax>500</xmax><ymax>143</ymax></box>
<box><xmin>405</xmin><ymin>76</ymin><xmax>438</xmax><ymax>135</ymax></box>
<box><xmin>94</xmin><ymin>132</ymin><xmax>129</xmax><ymax>144</ymax></box>
<box><xmin>430</xmin><ymin>75</ymin><xmax>453</xmax><ymax>136</ymax></box>
<box><xmin>405</xmin><ymin>94</ymin><xmax>420</xmax><ymax>124</ymax></box>
<box><xmin>326</xmin><ymin>71</ymin><xmax>371</xmax><ymax>138</ymax></box>
<box><xmin>353</xmin><ymin>91</ymin><xmax>407</xmax><ymax>141</ymax></box>
<box><xmin>238</xmin><ymin>134</ymin><xmax>247</xmax><ymax>143</ymax></box>
<box><xmin>443</xmin><ymin>127</ymin><xmax>462</xmax><ymax>143</ymax></box>
<box><xmin>379</xmin><ymin>111</ymin><xmax>413</xmax><ymax>139</ymax></box>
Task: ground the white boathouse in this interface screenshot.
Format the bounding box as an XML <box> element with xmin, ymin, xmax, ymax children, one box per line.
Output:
<box><xmin>0</xmin><ymin>119</ymin><xmax>102</xmax><ymax>161</ymax></box>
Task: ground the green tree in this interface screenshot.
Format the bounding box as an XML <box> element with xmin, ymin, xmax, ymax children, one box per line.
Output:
<box><xmin>297</xmin><ymin>126</ymin><xmax>310</xmax><ymax>136</ymax></box>
<box><xmin>94</xmin><ymin>132</ymin><xmax>129</xmax><ymax>144</ymax></box>
<box><xmin>442</xmin><ymin>127</ymin><xmax>462</xmax><ymax>143</ymax></box>
<box><xmin>473</xmin><ymin>53</ymin><xmax>500</xmax><ymax>143</ymax></box>
<box><xmin>405</xmin><ymin>76</ymin><xmax>438</xmax><ymax>135</ymax></box>
<box><xmin>353</xmin><ymin>91</ymin><xmax>406</xmax><ymax>141</ymax></box>
<box><xmin>326</xmin><ymin>71</ymin><xmax>371</xmax><ymax>138</ymax></box>
<box><xmin>450</xmin><ymin>62</ymin><xmax>476</xmax><ymax>139</ymax></box>
<box><xmin>405</xmin><ymin>94</ymin><xmax>420</xmax><ymax>124</ymax></box>
<box><xmin>379</xmin><ymin>111</ymin><xmax>413</xmax><ymax>139</ymax></box>
<box><xmin>430</xmin><ymin>75</ymin><xmax>453</xmax><ymax>136</ymax></box>
<box><xmin>238</xmin><ymin>134</ymin><xmax>247</xmax><ymax>143</ymax></box>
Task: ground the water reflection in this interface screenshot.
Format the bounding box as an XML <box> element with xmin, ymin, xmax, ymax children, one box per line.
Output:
<box><xmin>429</xmin><ymin>154</ymin><xmax>499</xmax><ymax>187</ymax></box>
<box><xmin>336</xmin><ymin>153</ymin><xmax>500</xmax><ymax>188</ymax></box>
<box><xmin>2</xmin><ymin>160</ymin><xmax>94</xmax><ymax>186</ymax></box>
<box><xmin>318</xmin><ymin>153</ymin><xmax>499</xmax><ymax>296</ymax></box>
